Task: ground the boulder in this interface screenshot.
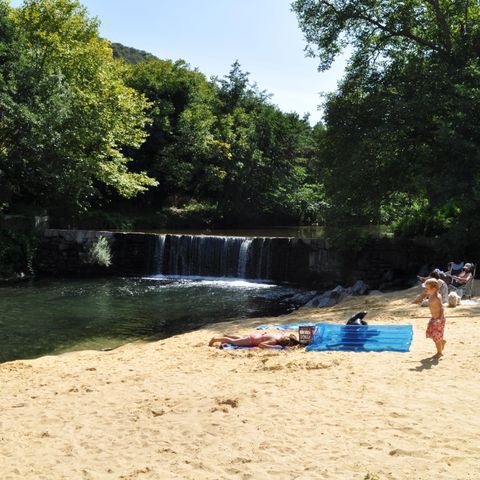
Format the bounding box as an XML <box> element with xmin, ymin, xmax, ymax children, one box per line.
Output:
<box><xmin>350</xmin><ymin>280</ymin><xmax>369</xmax><ymax>296</ymax></box>
<box><xmin>305</xmin><ymin>285</ymin><xmax>347</xmax><ymax>308</ymax></box>
<box><xmin>287</xmin><ymin>290</ymin><xmax>318</xmax><ymax>305</ymax></box>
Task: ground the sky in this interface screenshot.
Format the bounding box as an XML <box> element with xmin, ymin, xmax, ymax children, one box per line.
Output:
<box><xmin>10</xmin><ymin>0</ymin><xmax>348</xmax><ymax>124</ymax></box>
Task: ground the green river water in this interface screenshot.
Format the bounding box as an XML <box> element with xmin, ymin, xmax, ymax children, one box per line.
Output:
<box><xmin>0</xmin><ymin>276</ymin><xmax>303</xmax><ymax>363</ymax></box>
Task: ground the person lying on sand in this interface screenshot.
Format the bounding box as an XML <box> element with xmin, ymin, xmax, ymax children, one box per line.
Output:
<box><xmin>422</xmin><ymin>278</ymin><xmax>447</xmax><ymax>357</ymax></box>
<box><xmin>209</xmin><ymin>332</ymin><xmax>299</xmax><ymax>349</ymax></box>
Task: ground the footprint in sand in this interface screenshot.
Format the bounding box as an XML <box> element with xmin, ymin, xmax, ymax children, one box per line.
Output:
<box><xmin>210</xmin><ymin>397</ymin><xmax>239</xmax><ymax>413</ymax></box>
<box><xmin>216</xmin><ymin>398</ymin><xmax>239</xmax><ymax>408</ymax></box>
<box><xmin>305</xmin><ymin>361</ymin><xmax>335</xmax><ymax>370</ymax></box>
<box><xmin>389</xmin><ymin>448</ymin><xmax>426</xmax><ymax>457</ymax></box>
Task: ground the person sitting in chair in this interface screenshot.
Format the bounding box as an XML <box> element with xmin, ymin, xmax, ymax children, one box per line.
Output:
<box><xmin>449</xmin><ymin>263</ymin><xmax>474</xmax><ymax>298</ymax></box>
<box><xmin>419</xmin><ymin>262</ymin><xmax>474</xmax><ymax>286</ymax></box>
<box><xmin>450</xmin><ymin>263</ymin><xmax>474</xmax><ymax>287</ymax></box>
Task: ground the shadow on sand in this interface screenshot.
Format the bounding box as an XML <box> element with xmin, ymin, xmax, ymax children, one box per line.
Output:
<box><xmin>410</xmin><ymin>355</ymin><xmax>442</xmax><ymax>372</ymax></box>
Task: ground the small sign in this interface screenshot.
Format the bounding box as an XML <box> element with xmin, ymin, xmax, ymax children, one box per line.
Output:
<box><xmin>299</xmin><ymin>326</ymin><xmax>315</xmax><ymax>345</ymax></box>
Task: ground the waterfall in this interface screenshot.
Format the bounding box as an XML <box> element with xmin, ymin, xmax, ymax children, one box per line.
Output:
<box><xmin>156</xmin><ymin>234</ymin><xmax>286</xmax><ymax>281</ymax></box>
<box><xmin>154</xmin><ymin>235</ymin><xmax>166</xmax><ymax>274</ymax></box>
<box><xmin>237</xmin><ymin>239</ymin><xmax>252</xmax><ymax>278</ymax></box>
<box><xmin>155</xmin><ymin>234</ymin><xmax>270</xmax><ymax>279</ymax></box>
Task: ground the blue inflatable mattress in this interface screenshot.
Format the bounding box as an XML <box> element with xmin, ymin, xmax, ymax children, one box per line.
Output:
<box><xmin>305</xmin><ymin>323</ymin><xmax>413</xmax><ymax>352</ymax></box>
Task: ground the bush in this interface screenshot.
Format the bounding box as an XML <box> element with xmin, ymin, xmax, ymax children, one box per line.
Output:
<box><xmin>165</xmin><ymin>201</ymin><xmax>222</xmax><ymax>228</ymax></box>
<box><xmin>87</xmin><ymin>236</ymin><xmax>112</xmax><ymax>267</ymax></box>
<box><xmin>391</xmin><ymin>200</ymin><xmax>460</xmax><ymax>238</ymax></box>
<box><xmin>0</xmin><ymin>227</ymin><xmax>36</xmax><ymax>277</ymax></box>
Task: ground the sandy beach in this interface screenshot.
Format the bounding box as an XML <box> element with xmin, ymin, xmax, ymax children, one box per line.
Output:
<box><xmin>1</xmin><ymin>286</ymin><xmax>479</xmax><ymax>480</ymax></box>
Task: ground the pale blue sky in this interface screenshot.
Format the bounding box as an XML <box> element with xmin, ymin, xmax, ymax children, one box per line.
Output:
<box><xmin>10</xmin><ymin>0</ymin><xmax>347</xmax><ymax>124</ymax></box>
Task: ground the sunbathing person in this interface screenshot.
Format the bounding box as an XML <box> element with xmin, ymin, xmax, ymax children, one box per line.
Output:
<box><xmin>209</xmin><ymin>332</ymin><xmax>299</xmax><ymax>348</ymax></box>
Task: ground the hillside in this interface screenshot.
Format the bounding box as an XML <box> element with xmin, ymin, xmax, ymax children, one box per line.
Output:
<box><xmin>110</xmin><ymin>41</ymin><xmax>158</xmax><ymax>64</ymax></box>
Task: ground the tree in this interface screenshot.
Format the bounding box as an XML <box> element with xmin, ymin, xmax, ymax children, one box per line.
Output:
<box><xmin>0</xmin><ymin>0</ymin><xmax>156</xmax><ymax>215</ymax></box>
<box><xmin>212</xmin><ymin>63</ymin><xmax>321</xmax><ymax>224</ymax></box>
<box><xmin>0</xmin><ymin>0</ymin><xmax>16</xmax><ymax>211</ymax></box>
<box><xmin>291</xmin><ymin>0</ymin><xmax>479</xmax><ymax>71</ymax></box>
<box><xmin>125</xmin><ymin>58</ymin><xmax>218</xmax><ymax>204</ymax></box>
<box><xmin>122</xmin><ymin>59</ymin><xmax>324</xmax><ymax>226</ymax></box>
<box><xmin>292</xmin><ymin>0</ymin><xmax>480</xmax><ymax>235</ymax></box>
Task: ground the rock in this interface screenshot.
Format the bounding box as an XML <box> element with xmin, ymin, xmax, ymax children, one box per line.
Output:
<box><xmin>350</xmin><ymin>280</ymin><xmax>369</xmax><ymax>296</ymax></box>
<box><xmin>305</xmin><ymin>292</ymin><xmax>335</xmax><ymax>308</ymax></box>
<box><xmin>305</xmin><ymin>285</ymin><xmax>347</xmax><ymax>308</ymax></box>
<box><xmin>330</xmin><ymin>285</ymin><xmax>347</xmax><ymax>302</ymax></box>
<box><xmin>287</xmin><ymin>290</ymin><xmax>318</xmax><ymax>305</ymax></box>
<box><xmin>368</xmin><ymin>290</ymin><xmax>384</xmax><ymax>296</ymax></box>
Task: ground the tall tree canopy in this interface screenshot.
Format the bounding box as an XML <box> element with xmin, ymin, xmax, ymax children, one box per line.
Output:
<box><xmin>121</xmin><ymin>59</ymin><xmax>322</xmax><ymax>225</ymax></box>
<box><xmin>292</xmin><ymin>0</ymin><xmax>480</xmax><ymax>238</ymax></box>
<box><xmin>212</xmin><ymin>62</ymin><xmax>321</xmax><ymax>224</ymax></box>
<box><xmin>125</xmin><ymin>58</ymin><xmax>218</xmax><ymax>204</ymax></box>
<box><xmin>0</xmin><ymin>0</ymin><xmax>156</xmax><ymax>214</ymax></box>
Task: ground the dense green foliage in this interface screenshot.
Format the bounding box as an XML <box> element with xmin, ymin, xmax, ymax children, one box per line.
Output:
<box><xmin>0</xmin><ymin>225</ymin><xmax>35</xmax><ymax>277</ymax></box>
<box><xmin>292</xmin><ymin>0</ymin><xmax>480</xmax><ymax>245</ymax></box>
<box><xmin>3</xmin><ymin>0</ymin><xmax>480</xmax><ymax>275</ymax></box>
<box><xmin>0</xmin><ymin>0</ymin><xmax>156</xmax><ymax>217</ymax></box>
<box><xmin>113</xmin><ymin>57</ymin><xmax>323</xmax><ymax>225</ymax></box>
<box><xmin>1</xmin><ymin>1</ymin><xmax>325</xmax><ymax>231</ymax></box>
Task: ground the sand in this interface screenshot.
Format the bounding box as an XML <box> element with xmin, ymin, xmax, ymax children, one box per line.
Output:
<box><xmin>1</xmin><ymin>286</ymin><xmax>479</xmax><ymax>480</ymax></box>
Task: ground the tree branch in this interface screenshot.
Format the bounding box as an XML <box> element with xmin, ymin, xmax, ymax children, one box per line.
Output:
<box><xmin>318</xmin><ymin>0</ymin><xmax>442</xmax><ymax>52</ymax></box>
<box><xmin>424</xmin><ymin>0</ymin><xmax>452</xmax><ymax>52</ymax></box>
<box><xmin>355</xmin><ymin>8</ymin><xmax>441</xmax><ymax>52</ymax></box>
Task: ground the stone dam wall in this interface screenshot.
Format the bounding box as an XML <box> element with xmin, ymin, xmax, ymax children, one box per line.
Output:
<box><xmin>36</xmin><ymin>229</ymin><xmax>441</xmax><ymax>289</ymax></box>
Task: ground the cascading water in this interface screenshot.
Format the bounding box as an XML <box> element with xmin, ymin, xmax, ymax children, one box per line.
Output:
<box><xmin>155</xmin><ymin>234</ymin><xmax>276</xmax><ymax>280</ymax></box>
<box><xmin>154</xmin><ymin>235</ymin><xmax>166</xmax><ymax>274</ymax></box>
<box><xmin>237</xmin><ymin>239</ymin><xmax>252</xmax><ymax>278</ymax></box>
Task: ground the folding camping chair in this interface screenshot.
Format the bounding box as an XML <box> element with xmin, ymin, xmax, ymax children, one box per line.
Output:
<box><xmin>447</xmin><ymin>261</ymin><xmax>464</xmax><ymax>276</ymax></box>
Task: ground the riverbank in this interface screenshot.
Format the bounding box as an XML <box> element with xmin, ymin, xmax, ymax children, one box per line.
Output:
<box><xmin>1</xmin><ymin>287</ymin><xmax>479</xmax><ymax>479</ymax></box>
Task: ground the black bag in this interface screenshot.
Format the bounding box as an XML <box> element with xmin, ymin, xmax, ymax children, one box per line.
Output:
<box><xmin>346</xmin><ymin>311</ymin><xmax>368</xmax><ymax>326</ymax></box>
